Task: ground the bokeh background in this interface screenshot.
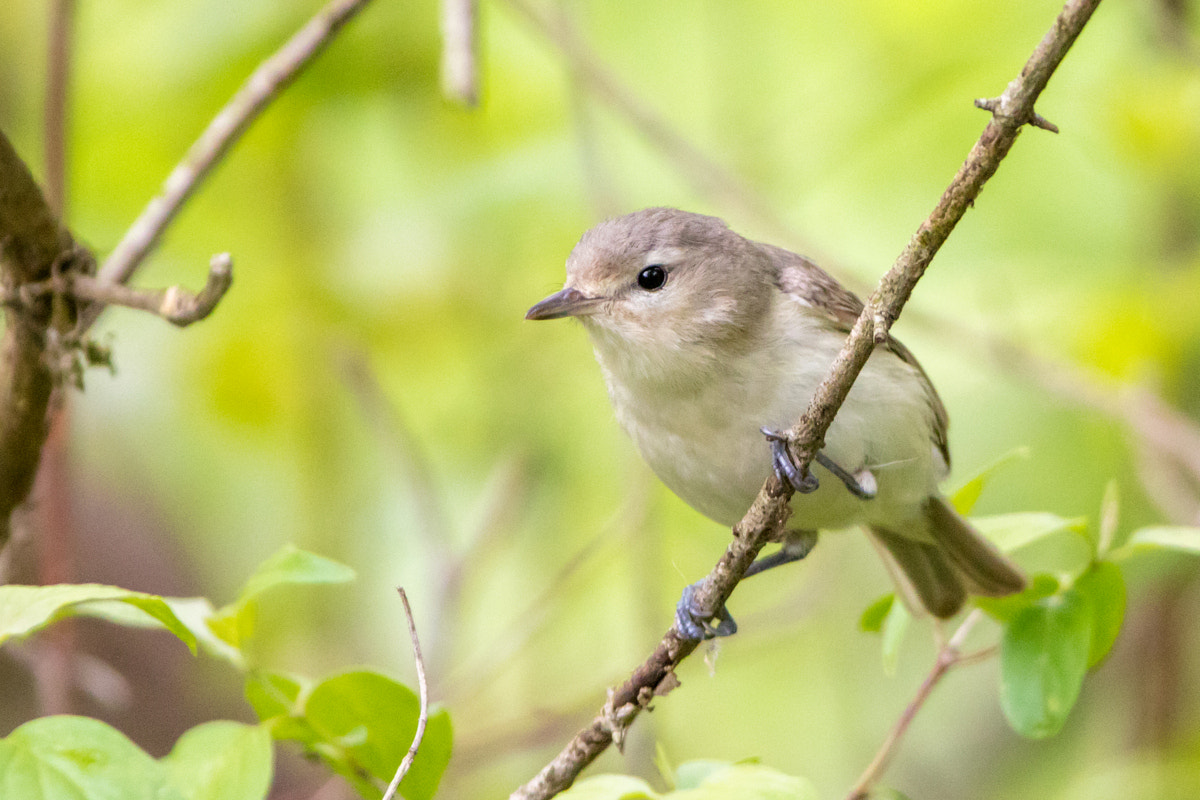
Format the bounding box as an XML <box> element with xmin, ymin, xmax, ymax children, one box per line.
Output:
<box><xmin>3</xmin><ymin>0</ymin><xmax>1200</xmax><ymax>798</ymax></box>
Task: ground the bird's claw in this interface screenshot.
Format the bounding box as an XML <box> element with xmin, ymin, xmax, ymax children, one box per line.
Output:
<box><xmin>760</xmin><ymin>427</ymin><xmax>877</xmax><ymax>500</ymax></box>
<box><xmin>814</xmin><ymin>452</ymin><xmax>878</xmax><ymax>500</ymax></box>
<box><xmin>761</xmin><ymin>427</ymin><xmax>819</xmax><ymax>493</ymax></box>
<box><xmin>675</xmin><ymin>582</ymin><xmax>737</xmax><ymax>640</ymax></box>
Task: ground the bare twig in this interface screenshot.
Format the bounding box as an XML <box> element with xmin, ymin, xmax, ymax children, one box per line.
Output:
<box><xmin>441</xmin><ymin>0</ymin><xmax>479</xmax><ymax>105</ymax></box>
<box><xmin>10</xmin><ymin>253</ymin><xmax>234</xmax><ymax>328</ymax></box>
<box><xmin>510</xmin><ymin>1</ymin><xmax>1103</xmax><ymax>797</ymax></box>
<box><xmin>846</xmin><ymin>611</ymin><xmax>990</xmax><ymax>800</ymax></box>
<box><xmin>78</xmin><ymin>0</ymin><xmax>375</xmax><ymax>332</ymax></box>
<box><xmin>382</xmin><ymin>588</ymin><xmax>430</xmax><ymax>800</ymax></box>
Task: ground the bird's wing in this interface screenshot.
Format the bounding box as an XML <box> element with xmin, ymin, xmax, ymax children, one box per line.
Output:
<box><xmin>770</xmin><ymin>245</ymin><xmax>952</xmax><ymax>468</ymax></box>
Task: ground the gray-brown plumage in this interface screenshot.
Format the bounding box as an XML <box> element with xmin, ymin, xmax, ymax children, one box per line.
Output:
<box><xmin>528</xmin><ymin>207</ymin><xmax>1024</xmax><ymax>620</ymax></box>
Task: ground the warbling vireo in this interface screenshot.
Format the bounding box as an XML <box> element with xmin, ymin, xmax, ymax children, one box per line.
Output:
<box><xmin>527</xmin><ymin>207</ymin><xmax>1024</xmax><ymax>638</ymax></box>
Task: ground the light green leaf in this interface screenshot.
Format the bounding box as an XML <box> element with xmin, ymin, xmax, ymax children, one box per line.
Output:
<box><xmin>674</xmin><ymin>762</ymin><xmax>817</xmax><ymax>799</ymax></box>
<box><xmin>0</xmin><ymin>715</ymin><xmax>178</xmax><ymax>800</ymax></box>
<box><xmin>0</xmin><ymin>584</ymin><xmax>196</xmax><ymax>653</ymax></box>
<box><xmin>245</xmin><ymin>670</ymin><xmax>307</xmax><ymax>721</ymax></box>
<box><xmin>205</xmin><ymin>546</ymin><xmax>355</xmax><ymax>654</ymax></box>
<box><xmin>950</xmin><ymin>447</ymin><xmax>1030</xmax><ymax>515</ymax></box>
<box><xmin>237</xmin><ymin>545</ymin><xmax>356</xmax><ymax>604</ymax></box>
<box><xmin>1119</xmin><ymin>526</ymin><xmax>1200</xmax><ymax>557</ymax></box>
<box><xmin>858</xmin><ymin>594</ymin><xmax>894</xmax><ymax>633</ymax></box>
<box><xmin>300</xmin><ymin>670</ymin><xmax>452</xmax><ymax>800</ymax></box>
<box><xmin>164</xmin><ymin>597</ymin><xmax>244</xmax><ymax>666</ymax></box>
<box><xmin>970</xmin><ymin>512</ymin><xmax>1088</xmax><ymax>553</ymax></box>
<box><xmin>162</xmin><ymin>722</ymin><xmax>272</xmax><ymax>800</ymax></box>
<box><xmin>975</xmin><ymin>573</ymin><xmax>1060</xmax><ymax>623</ymax></box>
<box><xmin>1073</xmin><ymin>561</ymin><xmax>1126</xmax><ymax>667</ymax></box>
<box><xmin>561</xmin><ymin>763</ymin><xmax>816</xmax><ymax>799</ymax></box>
<box><xmin>675</xmin><ymin>760</ymin><xmax>737</xmax><ymax>790</ymax></box>
<box><xmin>558</xmin><ymin>774</ymin><xmax>658</xmax><ymax>799</ymax></box>
<box><xmin>205</xmin><ymin>602</ymin><xmax>257</xmax><ymax>652</ymax></box>
<box><xmin>1000</xmin><ymin>591</ymin><xmax>1093</xmax><ymax>738</ymax></box>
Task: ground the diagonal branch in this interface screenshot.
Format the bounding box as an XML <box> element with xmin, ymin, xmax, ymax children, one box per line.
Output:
<box><xmin>510</xmin><ymin>1</ymin><xmax>1104</xmax><ymax>797</ymax></box>
<box><xmin>77</xmin><ymin>0</ymin><xmax>375</xmax><ymax>333</ymax></box>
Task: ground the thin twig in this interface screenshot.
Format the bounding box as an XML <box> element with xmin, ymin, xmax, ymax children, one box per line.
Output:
<box><xmin>510</xmin><ymin>1</ymin><xmax>1103</xmax><ymax>797</ymax></box>
<box><xmin>383</xmin><ymin>588</ymin><xmax>430</xmax><ymax>800</ymax></box>
<box><xmin>441</xmin><ymin>0</ymin><xmax>479</xmax><ymax>105</ymax></box>
<box><xmin>13</xmin><ymin>253</ymin><xmax>234</xmax><ymax>327</ymax></box>
<box><xmin>78</xmin><ymin>0</ymin><xmax>375</xmax><ymax>333</ymax></box>
<box><xmin>845</xmin><ymin>611</ymin><xmax>988</xmax><ymax>800</ymax></box>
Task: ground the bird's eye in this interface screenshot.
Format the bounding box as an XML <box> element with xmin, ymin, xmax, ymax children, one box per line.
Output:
<box><xmin>637</xmin><ymin>265</ymin><xmax>667</xmax><ymax>291</ymax></box>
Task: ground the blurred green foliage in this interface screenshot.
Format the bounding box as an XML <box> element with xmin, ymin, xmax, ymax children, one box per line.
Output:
<box><xmin>3</xmin><ymin>0</ymin><xmax>1200</xmax><ymax>798</ymax></box>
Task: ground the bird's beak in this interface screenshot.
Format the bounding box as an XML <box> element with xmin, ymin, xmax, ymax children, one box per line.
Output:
<box><xmin>525</xmin><ymin>287</ymin><xmax>603</xmax><ymax>320</ymax></box>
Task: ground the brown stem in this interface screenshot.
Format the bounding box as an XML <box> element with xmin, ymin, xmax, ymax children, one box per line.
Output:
<box><xmin>845</xmin><ymin>611</ymin><xmax>988</xmax><ymax>799</ymax></box>
<box><xmin>77</xmin><ymin>0</ymin><xmax>376</xmax><ymax>333</ymax></box>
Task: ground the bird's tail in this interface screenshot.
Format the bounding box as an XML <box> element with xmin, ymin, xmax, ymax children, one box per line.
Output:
<box><xmin>870</xmin><ymin>496</ymin><xmax>1026</xmax><ymax>618</ymax></box>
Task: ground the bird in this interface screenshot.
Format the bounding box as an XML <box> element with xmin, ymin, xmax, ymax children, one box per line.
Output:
<box><xmin>526</xmin><ymin>207</ymin><xmax>1025</xmax><ymax>638</ymax></box>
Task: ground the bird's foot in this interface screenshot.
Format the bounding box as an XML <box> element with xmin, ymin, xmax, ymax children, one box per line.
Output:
<box><xmin>675</xmin><ymin>532</ymin><xmax>820</xmax><ymax>640</ymax></box>
<box><xmin>675</xmin><ymin>582</ymin><xmax>737</xmax><ymax>640</ymax></box>
<box><xmin>744</xmin><ymin>531</ymin><xmax>819</xmax><ymax>578</ymax></box>
<box><xmin>760</xmin><ymin>427</ymin><xmax>877</xmax><ymax>500</ymax></box>
<box><xmin>814</xmin><ymin>452</ymin><xmax>878</xmax><ymax>500</ymax></box>
<box><xmin>761</xmin><ymin>427</ymin><xmax>818</xmax><ymax>493</ymax></box>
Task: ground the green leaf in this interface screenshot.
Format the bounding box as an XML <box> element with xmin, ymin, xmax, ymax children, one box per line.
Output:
<box><xmin>0</xmin><ymin>715</ymin><xmax>178</xmax><ymax>800</ymax></box>
<box><xmin>560</xmin><ymin>762</ymin><xmax>817</xmax><ymax>799</ymax></box>
<box><xmin>300</xmin><ymin>670</ymin><xmax>452</xmax><ymax>800</ymax></box>
<box><xmin>162</xmin><ymin>597</ymin><xmax>244</xmax><ymax>666</ymax></box>
<box><xmin>237</xmin><ymin>545</ymin><xmax>356</xmax><ymax>604</ymax></box>
<box><xmin>675</xmin><ymin>760</ymin><xmax>735</xmax><ymax>790</ymax></box>
<box><xmin>859</xmin><ymin>594</ymin><xmax>894</xmax><ymax>633</ymax></box>
<box><xmin>1073</xmin><ymin>561</ymin><xmax>1126</xmax><ymax>667</ymax></box>
<box><xmin>975</xmin><ymin>573</ymin><xmax>1059</xmax><ymax>623</ymax></box>
<box><xmin>970</xmin><ymin>512</ymin><xmax>1088</xmax><ymax>553</ymax></box>
<box><xmin>950</xmin><ymin>447</ymin><xmax>1030</xmax><ymax>515</ymax></box>
<box><xmin>206</xmin><ymin>546</ymin><xmax>355</xmax><ymax>654</ymax></box>
<box><xmin>1000</xmin><ymin>591</ymin><xmax>1093</xmax><ymax>738</ymax></box>
<box><xmin>205</xmin><ymin>601</ymin><xmax>257</xmax><ymax>652</ymax></box>
<box><xmin>558</xmin><ymin>774</ymin><xmax>658</xmax><ymax>799</ymax></box>
<box><xmin>674</xmin><ymin>762</ymin><xmax>817</xmax><ymax>799</ymax></box>
<box><xmin>245</xmin><ymin>670</ymin><xmax>307</xmax><ymax>721</ymax></box>
<box><xmin>1119</xmin><ymin>526</ymin><xmax>1200</xmax><ymax>557</ymax></box>
<box><xmin>162</xmin><ymin>722</ymin><xmax>272</xmax><ymax>800</ymax></box>
<box><xmin>0</xmin><ymin>584</ymin><xmax>196</xmax><ymax>653</ymax></box>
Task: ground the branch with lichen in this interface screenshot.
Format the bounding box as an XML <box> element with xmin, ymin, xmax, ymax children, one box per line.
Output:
<box><xmin>509</xmin><ymin>1</ymin><xmax>1105</xmax><ymax>797</ymax></box>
